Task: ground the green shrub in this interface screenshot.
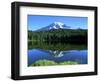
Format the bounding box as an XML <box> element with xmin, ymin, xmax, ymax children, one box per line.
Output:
<box><xmin>59</xmin><ymin>61</ymin><xmax>78</xmax><ymax>65</ymax></box>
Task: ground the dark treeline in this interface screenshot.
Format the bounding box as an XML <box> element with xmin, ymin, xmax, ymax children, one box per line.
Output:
<box><xmin>28</xmin><ymin>29</ymin><xmax>87</xmax><ymax>44</ymax></box>
<box><xmin>44</xmin><ymin>34</ymin><xmax>87</xmax><ymax>44</ymax></box>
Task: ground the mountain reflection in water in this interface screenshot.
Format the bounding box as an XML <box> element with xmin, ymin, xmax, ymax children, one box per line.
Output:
<box><xmin>28</xmin><ymin>49</ymin><xmax>87</xmax><ymax>66</ymax></box>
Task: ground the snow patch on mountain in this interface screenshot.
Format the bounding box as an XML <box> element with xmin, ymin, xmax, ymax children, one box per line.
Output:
<box><xmin>54</xmin><ymin>22</ymin><xmax>64</xmax><ymax>28</ymax></box>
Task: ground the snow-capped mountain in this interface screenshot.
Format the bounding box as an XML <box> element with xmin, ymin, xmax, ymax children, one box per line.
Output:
<box><xmin>36</xmin><ymin>22</ymin><xmax>70</xmax><ymax>31</ymax></box>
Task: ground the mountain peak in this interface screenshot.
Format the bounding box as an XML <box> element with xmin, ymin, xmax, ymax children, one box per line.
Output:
<box><xmin>54</xmin><ymin>21</ymin><xmax>64</xmax><ymax>25</ymax></box>
<box><xmin>36</xmin><ymin>22</ymin><xmax>70</xmax><ymax>31</ymax></box>
<box><xmin>52</xmin><ymin>22</ymin><xmax>65</xmax><ymax>29</ymax></box>
<box><xmin>49</xmin><ymin>21</ymin><xmax>70</xmax><ymax>30</ymax></box>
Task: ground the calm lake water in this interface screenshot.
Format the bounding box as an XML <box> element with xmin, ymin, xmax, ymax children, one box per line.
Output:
<box><xmin>28</xmin><ymin>43</ymin><xmax>88</xmax><ymax>66</ymax></box>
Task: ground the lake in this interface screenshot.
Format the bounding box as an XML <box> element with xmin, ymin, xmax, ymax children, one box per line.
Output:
<box><xmin>28</xmin><ymin>42</ymin><xmax>88</xmax><ymax>66</ymax></box>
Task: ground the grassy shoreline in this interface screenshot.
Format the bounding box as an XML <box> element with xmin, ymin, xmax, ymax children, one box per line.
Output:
<box><xmin>30</xmin><ymin>59</ymin><xmax>79</xmax><ymax>66</ymax></box>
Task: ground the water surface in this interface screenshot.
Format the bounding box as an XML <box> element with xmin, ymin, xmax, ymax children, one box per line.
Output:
<box><xmin>28</xmin><ymin>43</ymin><xmax>87</xmax><ymax>66</ymax></box>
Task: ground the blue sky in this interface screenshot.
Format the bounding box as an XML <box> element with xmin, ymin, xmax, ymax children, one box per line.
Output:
<box><xmin>28</xmin><ymin>15</ymin><xmax>88</xmax><ymax>31</ymax></box>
